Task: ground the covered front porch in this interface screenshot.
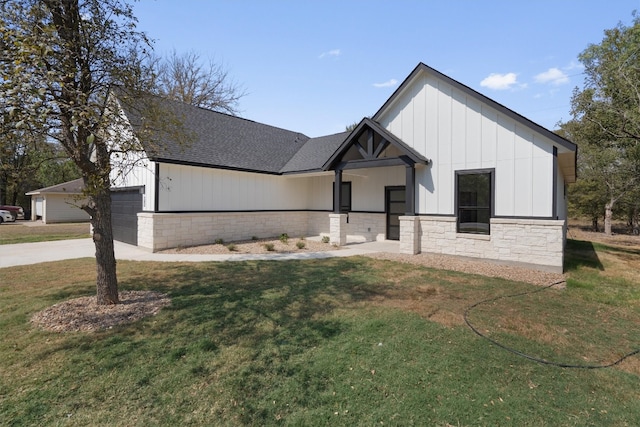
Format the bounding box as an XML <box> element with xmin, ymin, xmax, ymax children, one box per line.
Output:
<box><xmin>322</xmin><ymin>118</ymin><xmax>429</xmax><ymax>254</ymax></box>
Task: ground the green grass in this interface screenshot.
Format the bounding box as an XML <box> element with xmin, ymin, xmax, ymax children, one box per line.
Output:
<box><xmin>0</xmin><ymin>240</ymin><xmax>639</xmax><ymax>426</ymax></box>
<box><xmin>0</xmin><ymin>222</ymin><xmax>90</xmax><ymax>244</ymax></box>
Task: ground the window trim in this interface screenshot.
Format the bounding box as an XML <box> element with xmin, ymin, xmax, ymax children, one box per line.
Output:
<box><xmin>454</xmin><ymin>168</ymin><xmax>495</xmax><ymax>235</ymax></box>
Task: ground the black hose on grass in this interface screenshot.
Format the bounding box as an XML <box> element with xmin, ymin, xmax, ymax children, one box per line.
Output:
<box><xmin>463</xmin><ymin>280</ymin><xmax>640</xmax><ymax>369</ymax></box>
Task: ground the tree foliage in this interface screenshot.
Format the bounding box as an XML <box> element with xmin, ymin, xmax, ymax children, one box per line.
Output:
<box><xmin>564</xmin><ymin>12</ymin><xmax>640</xmax><ymax>234</ymax></box>
<box><xmin>0</xmin><ymin>0</ymin><xmax>155</xmax><ymax>304</ymax></box>
<box><xmin>151</xmin><ymin>50</ymin><xmax>245</xmax><ymax>114</ymax></box>
<box><xmin>0</xmin><ymin>126</ymin><xmax>80</xmax><ymax>209</ymax></box>
<box><xmin>2</xmin><ymin>101</ymin><xmax>81</xmax><ymax>209</ymax></box>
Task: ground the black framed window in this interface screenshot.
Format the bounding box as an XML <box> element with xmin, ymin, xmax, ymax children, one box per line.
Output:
<box><xmin>333</xmin><ymin>181</ymin><xmax>352</xmax><ymax>212</ymax></box>
<box><xmin>456</xmin><ymin>170</ymin><xmax>493</xmax><ymax>235</ymax></box>
<box><xmin>340</xmin><ymin>182</ymin><xmax>352</xmax><ymax>212</ymax></box>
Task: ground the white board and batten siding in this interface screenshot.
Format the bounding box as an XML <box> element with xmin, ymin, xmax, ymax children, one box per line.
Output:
<box><xmin>377</xmin><ymin>70</ymin><xmax>561</xmax><ymax>219</ymax></box>
<box><xmin>110</xmin><ymin>150</ymin><xmax>156</xmax><ymax>212</ymax></box>
<box><xmin>157</xmin><ymin>163</ymin><xmax>325</xmax><ymax>211</ymax></box>
<box><xmin>140</xmin><ymin>163</ymin><xmax>406</xmax><ymax>213</ymax></box>
<box><xmin>345</xmin><ymin>166</ymin><xmax>405</xmax><ymax>212</ymax></box>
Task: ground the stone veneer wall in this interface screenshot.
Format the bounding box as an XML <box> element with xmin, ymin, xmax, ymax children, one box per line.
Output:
<box><xmin>417</xmin><ymin>216</ymin><xmax>566</xmax><ymax>272</ymax></box>
<box><xmin>306</xmin><ymin>211</ymin><xmax>331</xmax><ymax>236</ymax></box>
<box><xmin>138</xmin><ymin>211</ymin><xmax>330</xmax><ymax>252</ymax></box>
<box><xmin>344</xmin><ymin>212</ymin><xmax>386</xmax><ymax>242</ymax></box>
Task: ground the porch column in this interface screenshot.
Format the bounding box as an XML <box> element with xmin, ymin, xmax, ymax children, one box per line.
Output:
<box><xmin>30</xmin><ymin>197</ymin><xmax>37</xmax><ymax>221</ymax></box>
<box><xmin>329</xmin><ymin>213</ymin><xmax>347</xmax><ymax>246</ymax></box>
<box><xmin>399</xmin><ymin>216</ymin><xmax>420</xmax><ymax>254</ymax></box>
<box><xmin>405</xmin><ymin>164</ymin><xmax>415</xmax><ymax>215</ymax></box>
<box><xmin>333</xmin><ymin>169</ymin><xmax>342</xmax><ymax>213</ymax></box>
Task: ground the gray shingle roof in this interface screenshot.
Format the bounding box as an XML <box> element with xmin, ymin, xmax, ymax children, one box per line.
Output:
<box><xmin>281</xmin><ymin>131</ymin><xmax>350</xmax><ymax>174</ymax></box>
<box><xmin>119</xmin><ymin>93</ymin><xmax>339</xmax><ymax>174</ymax></box>
<box><xmin>26</xmin><ymin>178</ymin><xmax>84</xmax><ymax>195</ymax></box>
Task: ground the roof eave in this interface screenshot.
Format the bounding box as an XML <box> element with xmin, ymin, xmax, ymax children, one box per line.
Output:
<box><xmin>152</xmin><ymin>157</ymin><xmax>283</xmax><ymax>176</ymax></box>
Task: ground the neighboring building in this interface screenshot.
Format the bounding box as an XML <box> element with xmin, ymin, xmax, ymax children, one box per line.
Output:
<box><xmin>109</xmin><ymin>63</ymin><xmax>576</xmax><ymax>272</ymax></box>
<box><xmin>26</xmin><ymin>178</ymin><xmax>90</xmax><ymax>224</ymax></box>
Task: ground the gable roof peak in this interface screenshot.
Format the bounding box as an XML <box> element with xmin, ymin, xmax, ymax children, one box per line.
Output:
<box><xmin>373</xmin><ymin>62</ymin><xmax>576</xmax><ymax>153</ymax></box>
<box><xmin>322</xmin><ymin>117</ymin><xmax>429</xmax><ymax>171</ymax></box>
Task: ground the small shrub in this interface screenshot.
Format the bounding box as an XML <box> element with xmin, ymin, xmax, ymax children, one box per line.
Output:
<box><xmin>279</xmin><ymin>233</ymin><xmax>289</xmax><ymax>244</ymax></box>
<box><xmin>296</xmin><ymin>241</ymin><xmax>306</xmax><ymax>249</ymax></box>
<box><xmin>321</xmin><ymin>236</ymin><xmax>330</xmax><ymax>244</ymax></box>
<box><xmin>226</xmin><ymin>243</ymin><xmax>237</xmax><ymax>251</ymax></box>
<box><xmin>251</xmin><ymin>236</ymin><xmax>258</xmax><ymax>241</ymax></box>
<box><xmin>214</xmin><ymin>238</ymin><xmax>224</xmax><ymax>245</ymax></box>
<box><xmin>263</xmin><ymin>243</ymin><xmax>275</xmax><ymax>251</ymax></box>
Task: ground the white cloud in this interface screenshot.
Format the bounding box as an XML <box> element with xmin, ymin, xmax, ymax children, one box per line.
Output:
<box><xmin>535</xmin><ymin>67</ymin><xmax>569</xmax><ymax>86</ymax></box>
<box><xmin>372</xmin><ymin>79</ymin><xmax>398</xmax><ymax>88</ymax></box>
<box><xmin>319</xmin><ymin>49</ymin><xmax>341</xmax><ymax>59</ymax></box>
<box><xmin>480</xmin><ymin>72</ymin><xmax>519</xmax><ymax>90</ymax></box>
<box><xmin>564</xmin><ymin>61</ymin><xmax>584</xmax><ymax>72</ymax></box>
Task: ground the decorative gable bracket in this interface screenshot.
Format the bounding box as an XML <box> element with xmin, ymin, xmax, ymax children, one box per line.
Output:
<box><xmin>325</xmin><ymin>118</ymin><xmax>430</xmax><ymax>216</ymax></box>
<box><xmin>322</xmin><ymin>117</ymin><xmax>429</xmax><ymax>172</ymax></box>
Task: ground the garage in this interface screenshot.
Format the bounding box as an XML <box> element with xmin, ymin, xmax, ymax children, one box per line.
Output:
<box><xmin>110</xmin><ymin>187</ymin><xmax>143</xmax><ymax>245</ymax></box>
<box><xmin>26</xmin><ymin>178</ymin><xmax>90</xmax><ymax>223</ymax></box>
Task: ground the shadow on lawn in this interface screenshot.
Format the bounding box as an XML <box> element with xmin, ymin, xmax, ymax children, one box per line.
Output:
<box><xmin>564</xmin><ymin>239</ymin><xmax>604</xmax><ymax>271</ymax></box>
<box><xmin>119</xmin><ymin>257</ymin><xmax>385</xmax><ymax>350</ymax></box>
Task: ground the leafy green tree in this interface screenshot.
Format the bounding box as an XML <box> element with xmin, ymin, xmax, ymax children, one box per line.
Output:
<box><xmin>1</xmin><ymin>109</ymin><xmax>79</xmax><ymax>210</ymax></box>
<box><xmin>566</xmin><ymin>13</ymin><xmax>640</xmax><ymax>235</ymax></box>
<box><xmin>0</xmin><ymin>0</ymin><xmax>156</xmax><ymax>304</ymax></box>
<box><xmin>564</xmin><ymin>135</ymin><xmax>610</xmax><ymax>230</ymax></box>
<box><xmin>619</xmin><ymin>184</ymin><xmax>640</xmax><ymax>230</ymax></box>
<box><xmin>0</xmin><ymin>125</ymin><xmax>37</xmax><ymax>206</ymax></box>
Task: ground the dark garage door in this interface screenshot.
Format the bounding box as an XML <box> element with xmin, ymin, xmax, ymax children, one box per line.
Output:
<box><xmin>111</xmin><ymin>189</ymin><xmax>143</xmax><ymax>245</ymax></box>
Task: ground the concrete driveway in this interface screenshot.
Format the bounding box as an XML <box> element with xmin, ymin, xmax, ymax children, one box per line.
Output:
<box><xmin>0</xmin><ymin>238</ymin><xmax>399</xmax><ymax>268</ymax></box>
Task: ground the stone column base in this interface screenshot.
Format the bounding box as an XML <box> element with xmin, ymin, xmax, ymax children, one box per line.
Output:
<box><xmin>399</xmin><ymin>216</ymin><xmax>420</xmax><ymax>254</ymax></box>
<box><xmin>329</xmin><ymin>213</ymin><xmax>347</xmax><ymax>246</ymax></box>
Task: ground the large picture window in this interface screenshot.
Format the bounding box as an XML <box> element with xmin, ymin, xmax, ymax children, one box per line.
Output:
<box><xmin>456</xmin><ymin>170</ymin><xmax>493</xmax><ymax>234</ymax></box>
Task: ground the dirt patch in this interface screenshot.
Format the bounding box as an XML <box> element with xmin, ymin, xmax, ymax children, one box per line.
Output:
<box><xmin>160</xmin><ymin>237</ymin><xmax>338</xmax><ymax>255</ymax></box>
<box><xmin>364</xmin><ymin>252</ymin><xmax>565</xmax><ymax>287</ymax></box>
<box><xmin>31</xmin><ymin>291</ymin><xmax>170</xmax><ymax>332</ymax></box>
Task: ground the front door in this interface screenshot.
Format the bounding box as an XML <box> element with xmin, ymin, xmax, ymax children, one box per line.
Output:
<box><xmin>386</xmin><ymin>186</ymin><xmax>405</xmax><ymax>240</ymax></box>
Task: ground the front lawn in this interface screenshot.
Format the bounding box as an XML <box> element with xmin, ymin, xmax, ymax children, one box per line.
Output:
<box><xmin>0</xmin><ymin>239</ymin><xmax>638</xmax><ymax>426</ymax></box>
<box><xmin>0</xmin><ymin>222</ymin><xmax>90</xmax><ymax>245</ymax></box>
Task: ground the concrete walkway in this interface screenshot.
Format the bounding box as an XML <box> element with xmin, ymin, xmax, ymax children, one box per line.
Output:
<box><xmin>0</xmin><ymin>238</ymin><xmax>399</xmax><ymax>268</ymax></box>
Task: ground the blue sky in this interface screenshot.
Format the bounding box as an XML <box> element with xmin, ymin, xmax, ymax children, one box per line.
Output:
<box><xmin>132</xmin><ymin>0</ymin><xmax>640</xmax><ymax>137</ymax></box>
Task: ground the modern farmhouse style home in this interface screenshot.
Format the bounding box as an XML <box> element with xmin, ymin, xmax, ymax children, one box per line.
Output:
<box><xmin>109</xmin><ymin>63</ymin><xmax>577</xmax><ymax>272</ymax></box>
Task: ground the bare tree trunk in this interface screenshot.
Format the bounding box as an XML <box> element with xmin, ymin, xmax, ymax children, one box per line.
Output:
<box><xmin>91</xmin><ymin>187</ymin><xmax>119</xmax><ymax>305</ymax></box>
<box><xmin>604</xmin><ymin>199</ymin><xmax>614</xmax><ymax>236</ymax></box>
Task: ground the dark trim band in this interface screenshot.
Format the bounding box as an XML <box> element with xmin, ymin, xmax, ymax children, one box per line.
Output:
<box><xmin>151</xmin><ymin>158</ymin><xmax>282</xmax><ymax>176</ymax></box>
<box><xmin>552</xmin><ymin>146</ymin><xmax>558</xmax><ymax>219</ymax></box>
<box><xmin>154</xmin><ymin>162</ymin><xmax>160</xmax><ymax>212</ymax></box>
<box><xmin>152</xmin><ymin>209</ymin><xmax>333</xmax><ymax>214</ymax></box>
